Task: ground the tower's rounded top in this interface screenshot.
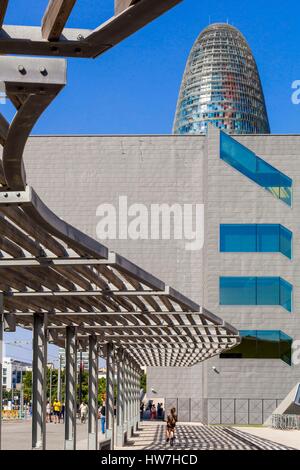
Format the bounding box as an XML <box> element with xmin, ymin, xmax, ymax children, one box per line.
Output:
<box><xmin>173</xmin><ymin>22</ymin><xmax>270</xmax><ymax>135</ymax></box>
<box><xmin>197</xmin><ymin>22</ymin><xmax>250</xmax><ymax>45</ymax></box>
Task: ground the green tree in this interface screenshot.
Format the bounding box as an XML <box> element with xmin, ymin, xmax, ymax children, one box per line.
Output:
<box><xmin>98</xmin><ymin>377</ymin><xmax>106</xmax><ymax>405</ymax></box>
<box><xmin>16</xmin><ymin>368</ymin><xmax>108</xmax><ymax>406</ymax></box>
<box><xmin>140</xmin><ymin>373</ymin><xmax>146</xmax><ymax>392</ymax></box>
<box><xmin>23</xmin><ymin>370</ymin><xmax>32</xmax><ymax>401</ymax></box>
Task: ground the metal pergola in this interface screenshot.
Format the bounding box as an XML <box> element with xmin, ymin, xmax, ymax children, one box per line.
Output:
<box><xmin>0</xmin><ymin>1</ymin><xmax>240</xmax><ymax>450</ymax></box>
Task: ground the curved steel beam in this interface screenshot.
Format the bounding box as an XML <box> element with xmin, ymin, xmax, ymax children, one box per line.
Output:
<box><xmin>23</xmin><ymin>187</ymin><xmax>108</xmax><ymax>259</ymax></box>
<box><xmin>0</xmin><ymin>56</ymin><xmax>107</xmax><ymax>258</ymax></box>
<box><xmin>3</xmin><ymin>86</ymin><xmax>63</xmax><ymax>190</ymax></box>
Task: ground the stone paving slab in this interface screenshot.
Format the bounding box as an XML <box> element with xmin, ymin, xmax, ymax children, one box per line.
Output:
<box><xmin>1</xmin><ymin>419</ymin><xmax>297</xmax><ymax>451</ymax></box>
<box><xmin>118</xmin><ymin>422</ymin><xmax>296</xmax><ymax>451</ymax></box>
<box><xmin>2</xmin><ymin>419</ymin><xmax>105</xmax><ymax>450</ymax></box>
<box><xmin>234</xmin><ymin>426</ymin><xmax>300</xmax><ymax>450</ymax></box>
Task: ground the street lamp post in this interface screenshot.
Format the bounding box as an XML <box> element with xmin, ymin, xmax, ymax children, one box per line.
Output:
<box><xmin>20</xmin><ymin>369</ymin><xmax>24</xmax><ymax>418</ymax></box>
<box><xmin>47</xmin><ymin>362</ymin><xmax>55</xmax><ymax>424</ymax></box>
<box><xmin>79</xmin><ymin>352</ymin><xmax>83</xmax><ymax>405</ymax></box>
<box><xmin>57</xmin><ymin>353</ymin><xmax>62</xmax><ymax>402</ymax></box>
<box><xmin>49</xmin><ymin>366</ymin><xmax>52</xmax><ymax>408</ymax></box>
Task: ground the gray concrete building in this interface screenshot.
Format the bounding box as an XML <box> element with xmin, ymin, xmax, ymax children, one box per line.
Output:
<box><xmin>17</xmin><ymin>125</ymin><xmax>300</xmax><ymax>424</ymax></box>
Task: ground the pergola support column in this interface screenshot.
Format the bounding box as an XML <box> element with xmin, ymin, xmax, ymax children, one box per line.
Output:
<box><xmin>127</xmin><ymin>360</ymin><xmax>134</xmax><ymax>437</ymax></box>
<box><xmin>126</xmin><ymin>359</ymin><xmax>131</xmax><ymax>437</ymax></box>
<box><xmin>123</xmin><ymin>354</ymin><xmax>128</xmax><ymax>442</ymax></box>
<box><xmin>132</xmin><ymin>366</ymin><xmax>136</xmax><ymax>431</ymax></box>
<box><xmin>64</xmin><ymin>326</ymin><xmax>77</xmax><ymax>450</ymax></box>
<box><xmin>106</xmin><ymin>342</ymin><xmax>115</xmax><ymax>449</ymax></box>
<box><xmin>135</xmin><ymin>368</ymin><xmax>140</xmax><ymax>430</ymax></box>
<box><xmin>88</xmin><ymin>335</ymin><xmax>98</xmax><ymax>450</ymax></box>
<box><xmin>32</xmin><ymin>313</ymin><xmax>48</xmax><ymax>450</ymax></box>
<box><xmin>116</xmin><ymin>349</ymin><xmax>125</xmax><ymax>447</ymax></box>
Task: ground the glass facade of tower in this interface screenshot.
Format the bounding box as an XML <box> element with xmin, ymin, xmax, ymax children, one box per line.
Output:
<box><xmin>173</xmin><ymin>23</ymin><xmax>270</xmax><ymax>135</ymax></box>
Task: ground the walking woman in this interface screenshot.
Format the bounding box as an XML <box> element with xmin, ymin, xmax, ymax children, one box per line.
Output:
<box><xmin>166</xmin><ymin>407</ymin><xmax>177</xmax><ymax>446</ymax></box>
<box><xmin>150</xmin><ymin>403</ymin><xmax>157</xmax><ymax>420</ymax></box>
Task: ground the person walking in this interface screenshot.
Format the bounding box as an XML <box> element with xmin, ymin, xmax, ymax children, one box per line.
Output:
<box><xmin>150</xmin><ymin>403</ymin><xmax>157</xmax><ymax>420</ymax></box>
<box><xmin>53</xmin><ymin>399</ymin><xmax>61</xmax><ymax>424</ymax></box>
<box><xmin>100</xmin><ymin>401</ymin><xmax>106</xmax><ymax>434</ymax></box>
<box><xmin>60</xmin><ymin>403</ymin><xmax>65</xmax><ymax>423</ymax></box>
<box><xmin>166</xmin><ymin>407</ymin><xmax>177</xmax><ymax>446</ymax></box>
<box><xmin>80</xmin><ymin>402</ymin><xmax>88</xmax><ymax>423</ymax></box>
<box><xmin>140</xmin><ymin>402</ymin><xmax>145</xmax><ymax>421</ymax></box>
<box><xmin>46</xmin><ymin>401</ymin><xmax>51</xmax><ymax>423</ymax></box>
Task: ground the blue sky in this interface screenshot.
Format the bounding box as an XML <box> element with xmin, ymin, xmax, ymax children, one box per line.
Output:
<box><xmin>3</xmin><ymin>0</ymin><xmax>300</xmax><ymax>361</ymax></box>
<box><xmin>1</xmin><ymin>0</ymin><xmax>300</xmax><ymax>136</ymax></box>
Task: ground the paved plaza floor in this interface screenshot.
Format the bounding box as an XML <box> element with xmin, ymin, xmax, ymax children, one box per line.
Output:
<box><xmin>120</xmin><ymin>422</ymin><xmax>298</xmax><ymax>451</ymax></box>
<box><xmin>2</xmin><ymin>419</ymin><xmax>105</xmax><ymax>450</ymax></box>
<box><xmin>234</xmin><ymin>426</ymin><xmax>300</xmax><ymax>451</ymax></box>
<box><xmin>2</xmin><ymin>419</ymin><xmax>298</xmax><ymax>450</ymax></box>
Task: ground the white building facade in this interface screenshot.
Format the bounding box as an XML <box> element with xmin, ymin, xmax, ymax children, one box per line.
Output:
<box><xmin>2</xmin><ymin>357</ymin><xmax>31</xmax><ymax>391</ymax></box>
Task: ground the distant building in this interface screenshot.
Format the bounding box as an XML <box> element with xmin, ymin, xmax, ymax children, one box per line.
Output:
<box><xmin>173</xmin><ymin>23</ymin><xmax>270</xmax><ymax>135</ymax></box>
<box><xmin>2</xmin><ymin>357</ymin><xmax>31</xmax><ymax>391</ymax></box>
<box><xmin>58</xmin><ymin>348</ymin><xmax>89</xmax><ymax>371</ymax></box>
<box><xmin>98</xmin><ymin>367</ymin><xmax>107</xmax><ymax>380</ymax></box>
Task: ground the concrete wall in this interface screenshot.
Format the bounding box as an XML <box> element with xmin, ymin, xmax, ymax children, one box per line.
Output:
<box><xmin>23</xmin><ymin>135</ymin><xmax>205</xmax><ymax>303</ymax></box>
<box><xmin>20</xmin><ymin>132</ymin><xmax>300</xmax><ymax>423</ymax></box>
<box><xmin>203</xmin><ymin>127</ymin><xmax>300</xmax><ymax>411</ymax></box>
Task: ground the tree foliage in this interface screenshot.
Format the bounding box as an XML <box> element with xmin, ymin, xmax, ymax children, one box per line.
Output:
<box><xmin>140</xmin><ymin>373</ymin><xmax>146</xmax><ymax>392</ymax></box>
<box><xmin>21</xmin><ymin>368</ymin><xmax>107</xmax><ymax>405</ymax></box>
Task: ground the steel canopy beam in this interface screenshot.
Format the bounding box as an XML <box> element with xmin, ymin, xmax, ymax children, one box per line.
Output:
<box><xmin>0</xmin><ymin>56</ymin><xmax>66</xmax><ymax>191</ymax></box>
<box><xmin>86</xmin><ymin>0</ymin><xmax>183</xmax><ymax>58</ymax></box>
<box><xmin>0</xmin><ymin>1</ymin><xmax>183</xmax><ymax>58</ymax></box>
<box><xmin>0</xmin><ymin>1</ymin><xmax>8</xmax><ymax>28</ymax></box>
<box><xmin>42</xmin><ymin>0</ymin><xmax>77</xmax><ymax>41</ymax></box>
<box><xmin>0</xmin><ymin>113</ymin><xmax>9</xmax><ymax>147</ymax></box>
<box><xmin>115</xmin><ymin>1</ymin><xmax>139</xmax><ymax>16</ymax></box>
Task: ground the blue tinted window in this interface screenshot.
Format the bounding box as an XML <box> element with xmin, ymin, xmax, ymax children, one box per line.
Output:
<box><xmin>220</xmin><ymin>330</ymin><xmax>292</xmax><ymax>365</ymax></box>
<box><xmin>279</xmin><ymin>331</ymin><xmax>293</xmax><ymax>365</ymax></box>
<box><xmin>220</xmin><ymin>277</ymin><xmax>292</xmax><ymax>311</ymax></box>
<box><xmin>256</xmin><ymin>330</ymin><xmax>280</xmax><ymax>359</ymax></box>
<box><xmin>257</xmin><ymin>225</ymin><xmax>280</xmax><ymax>252</ymax></box>
<box><xmin>220</xmin><ymin>224</ymin><xmax>292</xmax><ymax>258</ymax></box>
<box><xmin>280</xmin><ymin>278</ymin><xmax>293</xmax><ymax>312</ymax></box>
<box><xmin>220</xmin><ymin>224</ymin><xmax>256</xmax><ymax>252</ymax></box>
<box><xmin>257</xmin><ymin>277</ymin><xmax>280</xmax><ymax>305</ymax></box>
<box><xmin>280</xmin><ymin>225</ymin><xmax>292</xmax><ymax>259</ymax></box>
<box><xmin>220</xmin><ymin>132</ymin><xmax>292</xmax><ymax>206</ymax></box>
<box><xmin>220</xmin><ymin>277</ymin><xmax>256</xmax><ymax>305</ymax></box>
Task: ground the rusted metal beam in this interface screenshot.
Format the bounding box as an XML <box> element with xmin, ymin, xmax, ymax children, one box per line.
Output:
<box><xmin>42</xmin><ymin>0</ymin><xmax>77</xmax><ymax>41</ymax></box>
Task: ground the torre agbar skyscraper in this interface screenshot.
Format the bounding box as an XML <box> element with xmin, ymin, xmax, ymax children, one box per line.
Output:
<box><xmin>173</xmin><ymin>23</ymin><xmax>270</xmax><ymax>135</ymax></box>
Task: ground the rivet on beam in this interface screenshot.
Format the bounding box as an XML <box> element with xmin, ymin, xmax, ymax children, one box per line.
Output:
<box><xmin>40</xmin><ymin>68</ymin><xmax>48</xmax><ymax>76</ymax></box>
<box><xmin>18</xmin><ymin>65</ymin><xmax>26</xmax><ymax>75</ymax></box>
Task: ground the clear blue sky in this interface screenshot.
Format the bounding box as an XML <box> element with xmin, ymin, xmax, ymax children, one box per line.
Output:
<box><xmin>1</xmin><ymin>0</ymin><xmax>300</xmax><ymax>136</ymax></box>
<box><xmin>4</xmin><ymin>0</ymin><xmax>300</xmax><ymax>361</ymax></box>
